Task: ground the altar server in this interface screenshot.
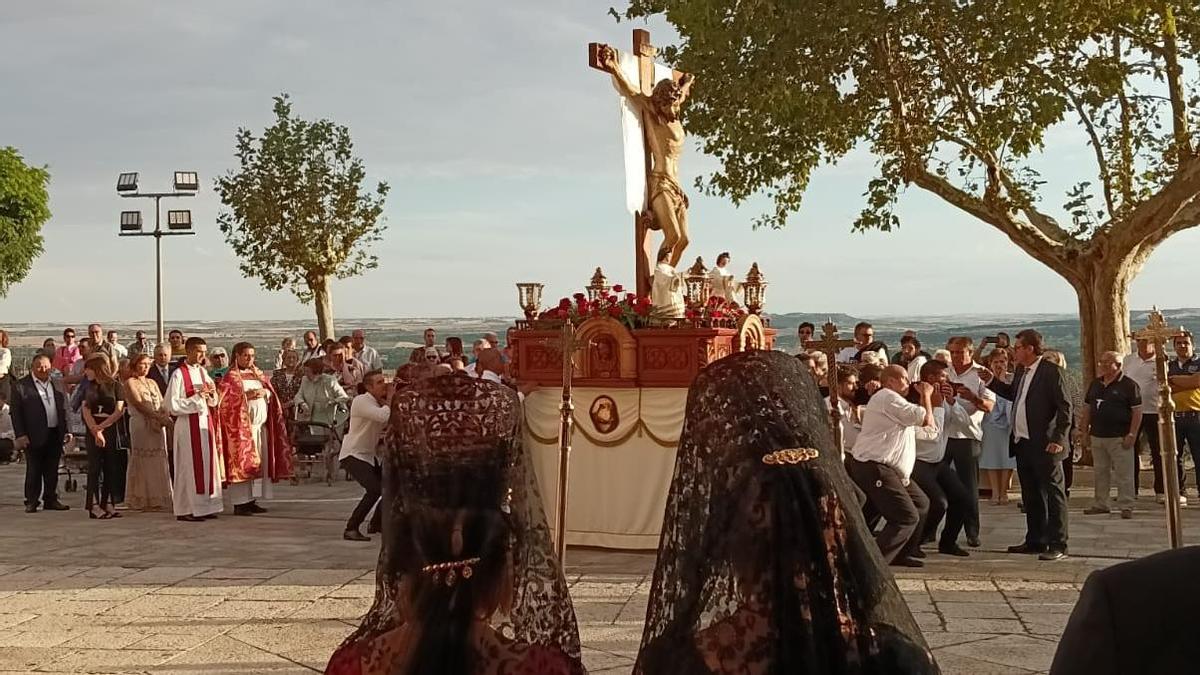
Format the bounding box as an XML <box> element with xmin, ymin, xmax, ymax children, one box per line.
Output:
<box><xmin>167</xmin><ymin>337</ymin><xmax>224</xmax><ymax>522</ymax></box>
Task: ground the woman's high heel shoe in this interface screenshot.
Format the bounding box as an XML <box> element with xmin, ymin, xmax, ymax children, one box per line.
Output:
<box><xmin>88</xmin><ymin>507</ymin><xmax>105</xmax><ymax>520</ymax></box>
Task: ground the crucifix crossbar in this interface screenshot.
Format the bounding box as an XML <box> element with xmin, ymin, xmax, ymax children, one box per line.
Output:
<box><xmin>588</xmin><ymin>29</ymin><xmax>689</xmax><ymax>298</ymax></box>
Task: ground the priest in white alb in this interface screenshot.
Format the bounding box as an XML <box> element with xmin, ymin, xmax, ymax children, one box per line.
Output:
<box><xmin>167</xmin><ymin>337</ymin><xmax>224</xmax><ymax>522</ymax></box>
<box><xmin>707</xmin><ymin>251</ymin><xmax>742</xmax><ymax>304</ymax></box>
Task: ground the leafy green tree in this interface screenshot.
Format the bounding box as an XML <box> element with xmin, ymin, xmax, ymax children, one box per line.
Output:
<box><xmin>0</xmin><ymin>147</ymin><xmax>51</xmax><ymax>297</ymax></box>
<box><xmin>215</xmin><ymin>94</ymin><xmax>389</xmax><ymax>339</ymax></box>
<box><xmin>623</xmin><ymin>0</ymin><xmax>1200</xmax><ymax>378</ymax></box>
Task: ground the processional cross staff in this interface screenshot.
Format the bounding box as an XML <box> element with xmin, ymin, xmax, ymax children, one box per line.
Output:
<box><xmin>1133</xmin><ymin>308</ymin><xmax>1188</xmax><ymax>548</ymax></box>
<box><xmin>589</xmin><ymin>29</ymin><xmax>695</xmax><ymax>298</ymax></box>
<box><xmin>542</xmin><ymin>321</ymin><xmax>593</xmax><ymax>564</ymax></box>
<box><xmin>804</xmin><ymin>321</ymin><xmax>858</xmax><ymax>453</ymax></box>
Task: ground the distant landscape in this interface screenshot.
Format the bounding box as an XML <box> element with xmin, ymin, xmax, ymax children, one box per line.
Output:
<box><xmin>4</xmin><ymin>308</ymin><xmax>1198</xmax><ymax>377</ymax></box>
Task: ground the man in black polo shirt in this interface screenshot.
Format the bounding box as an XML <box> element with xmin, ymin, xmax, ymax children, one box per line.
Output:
<box><xmin>1169</xmin><ymin>331</ymin><xmax>1200</xmax><ymax>497</ymax></box>
<box><xmin>1081</xmin><ymin>351</ymin><xmax>1142</xmax><ymax>519</ymax></box>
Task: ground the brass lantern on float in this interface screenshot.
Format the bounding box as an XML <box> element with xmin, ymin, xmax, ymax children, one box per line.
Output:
<box><xmin>684</xmin><ymin>256</ymin><xmax>711</xmax><ymax>310</ymax></box>
<box><xmin>516</xmin><ymin>282</ymin><xmax>545</xmax><ymax>321</ymax></box>
<box><xmin>742</xmin><ymin>262</ymin><xmax>767</xmax><ymax>314</ymax></box>
<box><xmin>586</xmin><ymin>267</ymin><xmax>611</xmax><ymax>302</ymax></box>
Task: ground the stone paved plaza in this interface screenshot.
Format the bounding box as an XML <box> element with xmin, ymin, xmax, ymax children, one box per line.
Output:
<box><xmin>1</xmin><ymin>461</ymin><xmax>1194</xmax><ymax>674</ymax></box>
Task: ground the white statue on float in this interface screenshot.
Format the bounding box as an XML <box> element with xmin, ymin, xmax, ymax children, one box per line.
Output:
<box><xmin>651</xmin><ymin>249</ymin><xmax>686</xmax><ymax>321</ymax></box>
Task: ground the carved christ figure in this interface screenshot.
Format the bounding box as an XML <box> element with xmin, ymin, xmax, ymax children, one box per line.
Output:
<box><xmin>596</xmin><ymin>44</ymin><xmax>696</xmax><ymax>269</ymax></box>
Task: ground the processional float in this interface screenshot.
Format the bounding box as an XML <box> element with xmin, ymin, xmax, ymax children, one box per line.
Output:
<box><xmin>510</xmin><ymin>29</ymin><xmax>776</xmax><ymax>563</ymax></box>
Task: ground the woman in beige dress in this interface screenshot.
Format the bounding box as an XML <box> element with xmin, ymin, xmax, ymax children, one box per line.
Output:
<box><xmin>124</xmin><ymin>353</ymin><xmax>173</xmax><ymax>511</ymax></box>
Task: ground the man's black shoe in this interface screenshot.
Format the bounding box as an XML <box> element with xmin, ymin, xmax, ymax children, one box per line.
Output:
<box><xmin>343</xmin><ymin>529</ymin><xmax>370</xmax><ymax>542</ymax></box>
<box><xmin>202</xmin><ymin>514</ymin><xmax>219</xmax><ymax>520</ymax></box>
<box><xmin>246</xmin><ymin>502</ymin><xmax>268</xmax><ymax>514</ymax></box>
<box><xmin>910</xmin><ymin>548</ymin><xmax>926</xmax><ymax>559</ymax></box>
<box><xmin>233</xmin><ymin>504</ymin><xmax>255</xmax><ymax>516</ymax></box>
<box><xmin>892</xmin><ymin>557</ymin><xmax>925</xmax><ymax>568</ymax></box>
<box><xmin>25</xmin><ymin>504</ymin><xmax>37</xmax><ymax>513</ymax></box>
<box><xmin>1038</xmin><ymin>549</ymin><xmax>1068</xmax><ymax>561</ymax></box>
<box><xmin>1006</xmin><ymin>543</ymin><xmax>1045</xmax><ymax>554</ymax></box>
<box><xmin>938</xmin><ymin>544</ymin><xmax>970</xmax><ymax>557</ymax></box>
<box><xmin>44</xmin><ymin>502</ymin><xmax>70</xmax><ymax>511</ymax></box>
<box><xmin>966</xmin><ymin>535</ymin><xmax>981</xmax><ymax>547</ymax></box>
<box><xmin>176</xmin><ymin>515</ymin><xmax>204</xmax><ymax>522</ymax></box>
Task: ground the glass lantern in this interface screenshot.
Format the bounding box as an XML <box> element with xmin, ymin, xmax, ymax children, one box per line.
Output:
<box><xmin>742</xmin><ymin>262</ymin><xmax>767</xmax><ymax>314</ymax></box>
<box><xmin>516</xmin><ymin>282</ymin><xmax>545</xmax><ymax>320</ymax></box>
<box><xmin>586</xmin><ymin>267</ymin><xmax>611</xmax><ymax>302</ymax></box>
<box><xmin>684</xmin><ymin>256</ymin><xmax>711</xmax><ymax>309</ymax></box>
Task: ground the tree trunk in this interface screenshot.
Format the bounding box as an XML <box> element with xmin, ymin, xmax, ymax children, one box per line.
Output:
<box><xmin>1072</xmin><ymin>255</ymin><xmax>1133</xmax><ymax>385</ymax></box>
<box><xmin>311</xmin><ymin>276</ymin><xmax>335</xmax><ymax>341</ymax></box>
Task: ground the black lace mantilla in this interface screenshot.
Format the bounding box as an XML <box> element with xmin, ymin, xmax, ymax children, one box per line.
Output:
<box><xmin>338</xmin><ymin>374</ymin><xmax>584</xmax><ymax>670</ymax></box>
<box><xmin>634</xmin><ymin>350</ymin><xmax>940</xmax><ymax>674</ymax></box>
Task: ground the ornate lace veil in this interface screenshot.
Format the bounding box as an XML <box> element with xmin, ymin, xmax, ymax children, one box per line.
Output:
<box><xmin>634</xmin><ymin>350</ymin><xmax>939</xmax><ymax>674</ymax></box>
<box><xmin>338</xmin><ymin>374</ymin><xmax>584</xmax><ymax>671</ymax></box>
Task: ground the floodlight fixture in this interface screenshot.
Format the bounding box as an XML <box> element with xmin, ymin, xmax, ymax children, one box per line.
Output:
<box><xmin>167</xmin><ymin>209</ymin><xmax>192</xmax><ymax>231</ymax></box>
<box><xmin>173</xmin><ymin>171</ymin><xmax>199</xmax><ymax>191</ymax></box>
<box><xmin>119</xmin><ymin>211</ymin><xmax>143</xmax><ymax>232</ymax></box>
<box><xmin>117</xmin><ymin>172</ymin><xmax>139</xmax><ymax>193</ymax></box>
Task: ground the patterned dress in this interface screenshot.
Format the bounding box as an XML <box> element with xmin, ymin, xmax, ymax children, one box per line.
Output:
<box><xmin>124</xmin><ymin>377</ymin><xmax>173</xmax><ymax>511</ymax></box>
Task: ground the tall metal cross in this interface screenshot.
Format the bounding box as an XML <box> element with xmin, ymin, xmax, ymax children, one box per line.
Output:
<box><xmin>1133</xmin><ymin>307</ymin><xmax>1188</xmax><ymax>548</ymax></box>
<box><xmin>804</xmin><ymin>320</ymin><xmax>858</xmax><ymax>454</ymax></box>
<box><xmin>541</xmin><ymin>322</ymin><xmax>593</xmax><ymax>564</ymax></box>
<box><xmin>588</xmin><ymin>29</ymin><xmax>686</xmax><ymax>297</ymax></box>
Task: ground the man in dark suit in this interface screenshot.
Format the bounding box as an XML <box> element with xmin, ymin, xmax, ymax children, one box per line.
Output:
<box><xmin>981</xmin><ymin>329</ymin><xmax>1072</xmax><ymax>560</ymax></box>
<box><xmin>10</xmin><ymin>353</ymin><xmax>69</xmax><ymax>513</ymax></box>
<box><xmin>147</xmin><ymin>343</ymin><xmax>174</xmax><ymax>396</ymax></box>
<box><xmin>1051</xmin><ymin>546</ymin><xmax>1200</xmax><ymax>674</ymax></box>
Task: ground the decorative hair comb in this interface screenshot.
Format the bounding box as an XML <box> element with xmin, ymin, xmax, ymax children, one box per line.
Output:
<box><xmin>761</xmin><ymin>448</ymin><xmax>819</xmax><ymax>465</ymax></box>
<box><xmin>422</xmin><ymin>557</ymin><xmax>482</xmax><ymax>587</ymax></box>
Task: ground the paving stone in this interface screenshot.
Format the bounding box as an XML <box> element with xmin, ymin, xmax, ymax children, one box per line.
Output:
<box><xmin>574</xmin><ymin>601</ymin><xmax>625</xmax><ymax>624</ymax></box>
<box><xmin>940</xmin><ymin>634</ymin><xmax>1061</xmax><ymax>671</ymax></box>
<box><xmin>931</xmin><ymin>649</ymin><xmax>1038</xmax><ymax>675</ymax></box>
<box><xmin>265</xmin><ymin>569</ymin><xmax>362</xmax><ymax>587</ymax></box>
<box><xmin>149</xmin><ymin>635</ymin><xmax>314</xmax><ymax>674</ymax></box>
<box><xmin>930</xmin><ymin>590</ymin><xmax>1008</xmax><ymax>603</ymax></box>
<box><xmin>235</xmin><ymin>584</ymin><xmax>340</xmax><ymax>602</ymax></box>
<box><xmin>0</xmin><ymin>646</ymin><xmax>64</xmax><ymax>671</ymax></box>
<box><xmin>582</xmin><ymin>646</ymin><xmax>636</xmax><ymax>672</ymax></box>
<box><xmin>196</xmin><ymin>568</ymin><xmax>288</xmax><ymax>580</ymax></box>
<box><xmin>0</xmin><ymin>631</ymin><xmax>75</xmax><ymax>649</ymax></box>
<box><xmin>195</xmin><ymin>600</ymin><xmax>308</xmax><ymax>620</ymax></box>
<box><xmin>927</xmin><ymin>580</ymin><xmax>998</xmax><ymax>591</ymax></box>
<box><xmin>119</xmin><ymin>567</ymin><xmax>210</xmax><ymax>585</ymax></box>
<box><xmin>943</xmin><ymin>618</ymin><xmax>1027</xmax><ymax>634</ymax></box>
<box><xmin>937</xmin><ymin>603</ymin><xmax>1019</xmax><ymax>619</ymax></box>
<box><xmin>105</xmin><ymin>594</ymin><xmax>224</xmax><ymax>618</ymax></box>
<box><xmin>0</xmin><ymin>614</ymin><xmax>36</xmax><ymax>630</ymax></box>
<box><xmin>126</xmin><ymin>632</ymin><xmax>217</xmax><ymax>651</ymax></box>
<box><xmin>287</xmin><ymin>597</ymin><xmax>369</xmax><ymax>621</ymax></box>
<box><xmin>60</xmin><ymin>629</ymin><xmax>152</xmax><ymax>650</ymax></box>
<box><xmin>924</xmin><ymin>632</ymin><xmax>998</xmax><ymax>649</ymax></box>
<box><xmin>43</xmin><ymin>646</ymin><xmax>183</xmax><ymax>672</ymax></box>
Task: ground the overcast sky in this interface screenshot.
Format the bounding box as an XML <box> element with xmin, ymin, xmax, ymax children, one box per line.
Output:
<box><xmin>2</xmin><ymin>1</ymin><xmax>1197</xmax><ymax>324</ymax></box>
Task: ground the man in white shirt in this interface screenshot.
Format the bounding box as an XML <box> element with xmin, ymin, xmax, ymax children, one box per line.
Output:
<box><xmin>105</xmin><ymin>330</ymin><xmax>129</xmax><ymax>359</ymax></box>
<box><xmin>1124</xmin><ymin>338</ymin><xmax>1171</xmax><ymax>502</ymax></box>
<box><xmin>339</xmin><ymin>370</ymin><xmax>390</xmax><ymax>542</ymax></box>
<box><xmin>847</xmin><ymin>365</ymin><xmax>935</xmax><ymax>567</ymax></box>
<box><xmin>910</xmin><ymin>360</ymin><xmax>974</xmax><ymax>557</ymax></box>
<box><xmin>830</xmin><ymin>367</ymin><xmax>861</xmax><ymax>455</ymax></box>
<box><xmin>944</xmin><ymin>336</ymin><xmax>996</xmax><ymax>548</ymax></box>
<box><xmin>351</xmin><ymin>330</ymin><xmax>383</xmax><ymax>371</ymax></box>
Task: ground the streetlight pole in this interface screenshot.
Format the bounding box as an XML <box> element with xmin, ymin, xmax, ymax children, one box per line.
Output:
<box><xmin>118</xmin><ymin>172</ymin><xmax>198</xmax><ymax>346</ymax></box>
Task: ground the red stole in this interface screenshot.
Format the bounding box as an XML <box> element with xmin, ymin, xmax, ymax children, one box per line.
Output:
<box><xmin>180</xmin><ymin>364</ymin><xmax>221</xmax><ymax>495</ymax></box>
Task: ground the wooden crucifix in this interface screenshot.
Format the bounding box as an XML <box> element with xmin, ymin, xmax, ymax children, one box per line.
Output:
<box><xmin>589</xmin><ymin>29</ymin><xmax>695</xmax><ymax>297</ymax></box>
<box><xmin>804</xmin><ymin>320</ymin><xmax>858</xmax><ymax>454</ymax></box>
<box><xmin>1133</xmin><ymin>308</ymin><xmax>1188</xmax><ymax>548</ymax></box>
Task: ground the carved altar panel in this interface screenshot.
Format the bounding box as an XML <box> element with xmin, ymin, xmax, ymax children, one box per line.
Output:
<box><xmin>575</xmin><ymin>317</ymin><xmax>638</xmax><ymax>385</ymax></box>
<box><xmin>735</xmin><ymin>314</ymin><xmax>768</xmax><ymax>352</ymax></box>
